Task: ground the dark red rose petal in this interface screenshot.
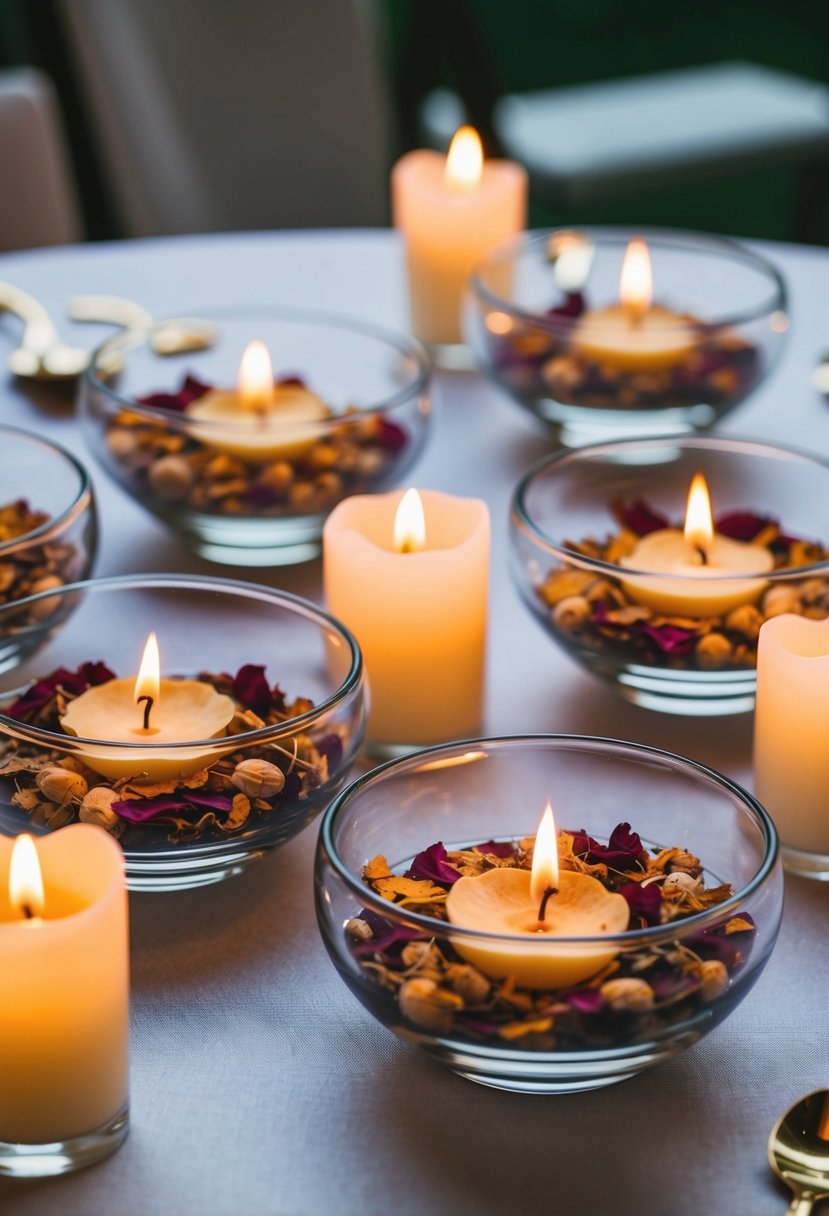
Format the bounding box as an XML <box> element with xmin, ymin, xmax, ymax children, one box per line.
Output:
<box><xmin>613</xmin><ymin>498</ymin><xmax>671</xmax><ymax>536</ymax></box>
<box><xmin>232</xmin><ymin>664</ymin><xmax>272</xmax><ymax>715</ymax></box>
<box><xmin>405</xmin><ymin>842</ymin><xmax>462</xmax><ymax>886</ymax></box>
<box><xmin>567</xmin><ymin>988</ymin><xmax>605</xmax><ymax>1015</ymax></box>
<box><xmin>137</xmin><ymin>373</ymin><xmax>213</xmax><ymax>413</ymax></box>
<box><xmin>473</xmin><ymin>840</ymin><xmax>516</xmax><ymax>859</ymax></box>
<box><xmin>316</xmin><ymin>733</ymin><xmax>343</xmax><ymax>768</ymax></box>
<box><xmin>112</xmin><ymin>791</ymin><xmax>232</xmax><ymax>824</ymax></box>
<box><xmin>641</xmin><ymin>624</ymin><xmax>698</xmax><ymax>654</ymax></box>
<box><xmin>715</xmin><ymin>511</ymin><xmax>776</xmax><ymax>542</ymax></box>
<box><xmin>619</xmin><ymin>880</ymin><xmax>662</xmax><ymax>927</ymax></box>
<box><xmin>6</xmin><ymin>662</ymin><xmax>115</xmax><ymax>721</ymax></box>
<box><xmin>546</xmin><ymin>291</ymin><xmax>586</xmax><ymax>321</ymax></box>
<box><xmin>568</xmin><ymin>822</ymin><xmax>644</xmax><ymax>868</ymax></box>
<box><xmin>375</xmin><ymin>419</ymin><xmax>407</xmax><ymax>454</ymax></box>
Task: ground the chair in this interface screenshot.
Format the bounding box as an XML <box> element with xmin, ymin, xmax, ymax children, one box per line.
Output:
<box><xmin>57</xmin><ymin>0</ymin><xmax>390</xmax><ymax>237</ymax></box>
<box><xmin>420</xmin><ymin>61</ymin><xmax>829</xmax><ymax>242</ymax></box>
<box><xmin>0</xmin><ymin>66</ymin><xmax>83</xmax><ymax>252</ymax></box>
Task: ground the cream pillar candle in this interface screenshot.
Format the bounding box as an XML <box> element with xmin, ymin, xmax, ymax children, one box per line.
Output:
<box><xmin>391</xmin><ymin>126</ymin><xmax>527</xmax><ymax>346</ymax></box>
<box><xmin>0</xmin><ymin>826</ymin><xmax>129</xmax><ymax>1148</ymax></box>
<box><xmin>323</xmin><ymin>488</ymin><xmax>489</xmax><ymax>748</ymax></box>
<box><xmin>754</xmin><ymin>614</ymin><xmax>829</xmax><ymax>856</ymax></box>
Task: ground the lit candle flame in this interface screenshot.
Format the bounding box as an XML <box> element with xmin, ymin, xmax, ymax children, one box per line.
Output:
<box><xmin>134</xmin><ymin>631</ymin><xmax>160</xmax><ymax>730</ymax></box>
<box><xmin>445</xmin><ymin>125</ymin><xmax>483</xmax><ymax>193</ymax></box>
<box><xmin>237</xmin><ymin>340</ymin><xmax>274</xmax><ymax>412</ymax></box>
<box><xmin>683</xmin><ymin>471</ymin><xmax>714</xmax><ymax>562</ymax></box>
<box><xmin>9</xmin><ymin>833</ymin><xmax>45</xmax><ymax>920</ymax></box>
<box><xmin>619</xmin><ymin>237</ymin><xmax>652</xmax><ymax>322</ymax></box>
<box><xmin>530</xmin><ymin>802</ymin><xmax>560</xmax><ymax>918</ymax></box>
<box><xmin>393</xmin><ymin>488</ymin><xmax>426</xmax><ymax>554</ymax></box>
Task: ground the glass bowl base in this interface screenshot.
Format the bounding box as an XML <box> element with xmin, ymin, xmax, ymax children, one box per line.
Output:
<box><xmin>528</xmin><ymin>397</ymin><xmax>718</xmax><ymax>450</ymax></box>
<box><xmin>780</xmin><ymin>844</ymin><xmax>829</xmax><ymax>880</ymax></box>
<box><xmin>0</xmin><ymin>1103</ymin><xmax>128</xmax><ymax>1177</ymax></box>
<box><xmin>589</xmin><ymin>661</ymin><xmax>757</xmax><ymax>716</ymax></box>
<box><xmin>398</xmin><ymin>1028</ymin><xmax>702</xmax><ymax>1094</ymax></box>
<box><xmin>122</xmin><ymin>843</ymin><xmax>273</xmax><ymax>892</ymax></box>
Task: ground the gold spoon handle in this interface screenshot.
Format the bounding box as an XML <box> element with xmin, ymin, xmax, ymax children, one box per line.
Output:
<box><xmin>787</xmin><ymin>1192</ymin><xmax>816</xmax><ymax>1215</ymax></box>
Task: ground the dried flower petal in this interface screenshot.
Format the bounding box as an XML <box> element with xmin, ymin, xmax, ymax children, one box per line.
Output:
<box><xmin>569</xmin><ymin>822</ymin><xmax>644</xmax><ymax>868</ymax></box>
<box><xmin>405</xmin><ymin>842</ymin><xmax>461</xmax><ymax>886</ymax></box>
<box><xmin>641</xmin><ymin>623</ymin><xmax>698</xmax><ymax>654</ymax></box>
<box><xmin>473</xmin><ymin>840</ymin><xmax>515</xmax><ymax>859</ymax></box>
<box><xmin>619</xmin><ymin>881</ymin><xmax>662</xmax><ymax>926</ymax></box>
<box><xmin>137</xmin><ymin>373</ymin><xmax>212</xmax><ymax>413</ymax></box>
<box><xmin>6</xmin><ymin>661</ymin><xmax>116</xmax><ymax>721</ymax></box>
<box><xmin>112</xmin><ymin>790</ymin><xmax>232</xmax><ymax>824</ymax></box>
<box><xmin>715</xmin><ymin>511</ymin><xmax>775</xmax><ymax>541</ymax></box>
<box><xmin>567</xmin><ymin>988</ymin><xmax>605</xmax><ymax>1015</ymax></box>
<box><xmin>375</xmin><ymin>419</ymin><xmax>407</xmax><ymax>454</ymax></box>
<box><xmin>612</xmin><ymin>498</ymin><xmax>670</xmax><ymax>536</ymax></box>
<box><xmin>232</xmin><ymin>664</ymin><xmax>272</xmax><ymax>715</ymax></box>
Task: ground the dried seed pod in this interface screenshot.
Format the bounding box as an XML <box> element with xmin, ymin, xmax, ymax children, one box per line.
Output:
<box><xmin>446</xmin><ymin>963</ymin><xmax>490</xmax><ymax>1005</ymax></box>
<box><xmin>79</xmin><ymin>786</ymin><xmax>123</xmax><ymax>835</ymax></box>
<box><xmin>551</xmin><ymin>595</ymin><xmax>590</xmax><ymax>631</ymax></box>
<box><xmin>695</xmin><ymin>632</ymin><xmax>732</xmax><ymax>669</ymax></box>
<box><xmin>345</xmin><ymin>917</ymin><xmax>373</xmax><ymax>943</ymax></box>
<box><xmin>724</xmin><ymin>603</ymin><xmax>763</xmax><ymax>641</ymax></box>
<box><xmin>27</xmin><ymin>576</ymin><xmax>64</xmax><ymax>620</ymax></box>
<box><xmin>36</xmin><ymin>766</ymin><xmax>88</xmax><ymax>806</ymax></box>
<box><xmin>257</xmin><ymin>461</ymin><xmax>293</xmax><ymax>492</ymax></box>
<box><xmin>800</xmin><ymin>577</ymin><xmax>827</xmax><ymax>606</ymax></box>
<box><xmin>148</xmin><ymin>454</ymin><xmax>195</xmax><ymax>501</ymax></box>
<box><xmin>762</xmin><ymin>584</ymin><xmax>801</xmax><ymax>617</ymax></box>
<box><xmin>663</xmin><ymin>871</ymin><xmax>703</xmax><ymax>895</ymax></box>
<box><xmin>699</xmin><ymin>959</ymin><xmax>729</xmax><ymax>1002</ymax></box>
<box><xmin>46</xmin><ymin>804</ymin><xmax>74</xmax><ymax>831</ymax></box>
<box><xmin>400</xmin><ymin>941</ymin><xmax>443</xmax><ymax>972</ymax></box>
<box><xmin>600</xmin><ymin>977</ymin><xmax>655</xmax><ymax>1012</ymax></box>
<box><xmin>106</xmin><ymin>428</ymin><xmax>139</xmax><ymax>459</ymax></box>
<box><xmin>398</xmin><ymin>978</ymin><xmax>462</xmax><ymax>1033</ymax></box>
<box><xmin>231</xmin><ymin>758</ymin><xmax>285</xmax><ymax>799</ymax></box>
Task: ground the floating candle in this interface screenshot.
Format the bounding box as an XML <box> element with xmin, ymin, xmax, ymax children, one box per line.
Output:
<box><xmin>60</xmin><ymin>632</ymin><xmax>235</xmax><ymax>781</ymax></box>
<box><xmin>571</xmin><ymin>238</ymin><xmax>697</xmax><ymax>371</ymax></box>
<box><xmin>323</xmin><ymin>487</ymin><xmax>489</xmax><ymax>750</ymax></box>
<box><xmin>392</xmin><ymin>125</ymin><xmax>527</xmax><ymax>346</ymax></box>
<box><xmin>754</xmin><ymin>614</ymin><xmax>829</xmax><ymax>858</ymax></box>
<box><xmin>619</xmin><ymin>472</ymin><xmax>773</xmax><ymax>616</ymax></box>
<box><xmin>0</xmin><ymin>827</ymin><xmax>129</xmax><ymax>1151</ymax></box>
<box><xmin>445</xmin><ymin>805</ymin><xmax>629</xmax><ymax>989</ymax></box>
<box><xmin>186</xmin><ymin>340</ymin><xmax>331</xmax><ymax>461</ymax></box>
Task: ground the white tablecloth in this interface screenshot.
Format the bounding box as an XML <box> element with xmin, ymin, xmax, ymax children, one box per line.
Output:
<box><xmin>0</xmin><ymin>230</ymin><xmax>827</xmax><ymax>1216</ymax></box>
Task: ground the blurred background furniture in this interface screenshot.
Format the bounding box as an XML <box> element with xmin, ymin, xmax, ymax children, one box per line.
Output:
<box><xmin>0</xmin><ymin>65</ymin><xmax>82</xmax><ymax>251</ymax></box>
<box><xmin>55</xmin><ymin>0</ymin><xmax>390</xmax><ymax>236</ymax></box>
<box><xmin>420</xmin><ymin>61</ymin><xmax>829</xmax><ymax>242</ymax></box>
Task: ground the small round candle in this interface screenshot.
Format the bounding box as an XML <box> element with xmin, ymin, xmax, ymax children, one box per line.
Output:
<box><xmin>619</xmin><ymin>472</ymin><xmax>774</xmax><ymax>616</ymax></box>
<box><xmin>445</xmin><ymin>805</ymin><xmax>629</xmax><ymax>989</ymax></box>
<box><xmin>571</xmin><ymin>238</ymin><xmax>697</xmax><ymax>371</ymax></box>
<box><xmin>186</xmin><ymin>340</ymin><xmax>331</xmax><ymax>461</ymax></box>
<box><xmin>60</xmin><ymin>632</ymin><xmax>235</xmax><ymax>781</ymax></box>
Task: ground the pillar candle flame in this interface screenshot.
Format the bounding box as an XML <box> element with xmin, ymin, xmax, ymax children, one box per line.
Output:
<box><xmin>393</xmin><ymin>488</ymin><xmax>427</xmax><ymax>554</ymax></box>
<box><xmin>619</xmin><ymin>237</ymin><xmax>652</xmax><ymax>322</ymax></box>
<box><xmin>9</xmin><ymin>833</ymin><xmax>45</xmax><ymax>920</ymax></box>
<box><xmin>530</xmin><ymin>802</ymin><xmax>559</xmax><ymax>916</ymax></box>
<box><xmin>237</xmin><ymin>339</ymin><xmax>274</xmax><ymax>412</ymax></box>
<box><xmin>683</xmin><ymin>471</ymin><xmax>714</xmax><ymax>561</ymax></box>
<box><xmin>445</xmin><ymin>125</ymin><xmax>483</xmax><ymax>193</ymax></box>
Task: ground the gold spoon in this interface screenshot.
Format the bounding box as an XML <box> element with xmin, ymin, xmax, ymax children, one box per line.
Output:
<box><xmin>769</xmin><ymin>1090</ymin><xmax>829</xmax><ymax>1214</ymax></box>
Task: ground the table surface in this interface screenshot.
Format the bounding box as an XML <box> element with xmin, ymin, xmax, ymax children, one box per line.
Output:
<box><xmin>0</xmin><ymin>229</ymin><xmax>827</xmax><ymax>1216</ymax></box>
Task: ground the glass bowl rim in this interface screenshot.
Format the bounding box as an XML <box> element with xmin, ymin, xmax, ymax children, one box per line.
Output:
<box><xmin>82</xmin><ymin>303</ymin><xmax>433</xmax><ymax>426</ymax></box>
<box><xmin>0</xmin><ymin>571</ymin><xmax>363</xmax><ymax>752</ymax></box>
<box><xmin>468</xmin><ymin>224</ymin><xmax>788</xmax><ymax>336</ymax></box>
<box><xmin>511</xmin><ymin>432</ymin><xmax>829</xmax><ymax>582</ymax></box>
<box><xmin>0</xmin><ymin>424</ymin><xmax>94</xmax><ymax>556</ymax></box>
<box><xmin>319</xmin><ymin>731</ymin><xmax>779</xmax><ymax>947</ymax></box>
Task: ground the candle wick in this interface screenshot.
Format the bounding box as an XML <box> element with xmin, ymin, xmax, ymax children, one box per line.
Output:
<box><xmin>137</xmin><ymin>694</ymin><xmax>154</xmax><ymax>731</ymax></box>
<box><xmin>537</xmin><ymin>885</ymin><xmax>558</xmax><ymax>923</ymax></box>
<box><xmin>22</xmin><ymin>903</ymin><xmax>34</xmax><ymax>920</ymax></box>
<box><xmin>695</xmin><ymin>545</ymin><xmax>708</xmax><ymax>566</ymax></box>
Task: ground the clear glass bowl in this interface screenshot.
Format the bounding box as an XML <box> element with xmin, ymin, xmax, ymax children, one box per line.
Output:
<box><xmin>78</xmin><ymin>307</ymin><xmax>432</xmax><ymax>566</ymax></box>
<box><xmin>0</xmin><ymin>574</ymin><xmax>365</xmax><ymax>890</ymax></box>
<box><xmin>465</xmin><ymin>226</ymin><xmax>787</xmax><ymax>448</ymax></box>
<box><xmin>0</xmin><ymin>426</ymin><xmax>97</xmax><ymax>675</ymax></box>
<box><xmin>510</xmin><ymin>435</ymin><xmax>829</xmax><ymax>715</ymax></box>
<box><xmin>315</xmin><ymin>735</ymin><xmax>782</xmax><ymax>1094</ymax></box>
